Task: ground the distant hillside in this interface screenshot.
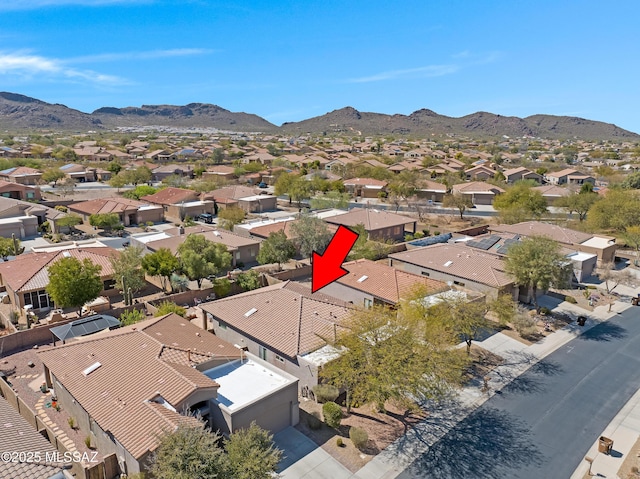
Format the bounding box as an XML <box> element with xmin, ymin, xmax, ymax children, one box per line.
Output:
<box><xmin>280</xmin><ymin>106</ymin><xmax>640</xmax><ymax>140</ymax></box>
<box><xmin>0</xmin><ymin>92</ymin><xmax>637</xmax><ymax>140</ymax></box>
<box><xmin>92</xmin><ymin>103</ymin><xmax>277</xmax><ymax>131</ymax></box>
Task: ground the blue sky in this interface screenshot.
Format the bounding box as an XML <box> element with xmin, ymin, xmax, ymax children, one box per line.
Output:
<box><xmin>1</xmin><ymin>0</ymin><xmax>639</xmax><ymax>133</ymax></box>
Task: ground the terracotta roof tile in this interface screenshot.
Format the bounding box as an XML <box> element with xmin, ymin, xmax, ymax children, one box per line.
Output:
<box><xmin>325</xmin><ymin>208</ymin><xmax>415</xmax><ymax>231</ymax></box>
<box><xmin>140</xmin><ymin>187</ymin><xmax>199</xmax><ymax>206</ymax></box>
<box><xmin>338</xmin><ymin>259</ymin><xmax>449</xmax><ymax>304</ymax></box>
<box><xmin>201</xmin><ymin>282</ymin><xmax>353</xmax><ymax>358</ymax></box>
<box><xmin>37</xmin><ymin>314</ymin><xmax>241</xmax><ymax>460</ymax></box>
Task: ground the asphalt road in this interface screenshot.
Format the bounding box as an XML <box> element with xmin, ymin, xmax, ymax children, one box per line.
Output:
<box><xmin>397</xmin><ymin>307</ymin><xmax>640</xmax><ymax>479</ymax></box>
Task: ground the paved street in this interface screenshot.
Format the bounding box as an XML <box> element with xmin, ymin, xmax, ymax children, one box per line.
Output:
<box><xmin>395</xmin><ymin>306</ymin><xmax>640</xmax><ymax>479</ymax></box>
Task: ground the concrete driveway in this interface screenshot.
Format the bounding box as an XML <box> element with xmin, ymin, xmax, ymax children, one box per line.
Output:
<box><xmin>273</xmin><ymin>427</ymin><xmax>353</xmax><ymax>479</ymax></box>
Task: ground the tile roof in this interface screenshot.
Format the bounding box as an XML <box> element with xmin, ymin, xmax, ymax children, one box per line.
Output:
<box><xmin>488</xmin><ymin>221</ymin><xmax>594</xmax><ymax>245</ymax></box>
<box><xmin>140</xmin><ymin>187</ymin><xmax>199</xmax><ymax>206</ymax></box>
<box><xmin>546</xmin><ymin>168</ymin><xmax>579</xmax><ymax>178</ymax></box>
<box><xmin>336</xmin><ymin>259</ymin><xmax>449</xmax><ymax>304</ymax></box>
<box><xmin>325</xmin><ymin>208</ymin><xmax>415</xmax><ymax>231</ymax></box>
<box><xmin>416</xmin><ymin>179</ymin><xmax>447</xmax><ymax>192</ymax></box>
<box><xmin>68</xmin><ymin>197</ymin><xmax>152</xmax><ymax>216</ymax></box>
<box><xmin>200</xmin><ymin>282</ymin><xmax>353</xmax><ymax>359</ymax></box>
<box><xmin>532</xmin><ymin>185</ymin><xmax>571</xmax><ymax>197</ymax></box>
<box><xmin>145</xmin><ymin>227</ymin><xmax>259</xmax><ymax>255</ymax></box>
<box><xmin>0</xmin><ymin>166</ymin><xmax>41</xmax><ymax>177</ymax></box>
<box><xmin>249</xmin><ymin>219</ymin><xmax>337</xmax><ymax>240</ymax></box>
<box><xmin>0</xmin><ymin>247</ymin><xmax>119</xmax><ymax>293</ymax></box>
<box><xmin>389</xmin><ymin>243</ymin><xmax>513</xmax><ymax>288</ymax></box>
<box><xmin>206</xmin><ymin>185</ymin><xmax>261</xmax><ymax>201</ymax></box>
<box><xmin>0</xmin><ymin>396</ymin><xmax>67</xmax><ymax>479</ymax></box>
<box><xmin>452</xmin><ymin>182</ymin><xmax>505</xmax><ymax>195</ymax></box>
<box><xmin>37</xmin><ymin>314</ymin><xmax>241</xmax><ymax>460</ymax></box>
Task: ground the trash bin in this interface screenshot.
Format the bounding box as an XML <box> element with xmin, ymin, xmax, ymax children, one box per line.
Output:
<box><xmin>632</xmin><ymin>297</ymin><xmax>639</xmax><ymax>306</ymax></box>
<box><xmin>577</xmin><ymin>316</ymin><xmax>587</xmax><ymax>326</ymax></box>
<box><xmin>598</xmin><ymin>436</ymin><xmax>613</xmax><ymax>455</ymax></box>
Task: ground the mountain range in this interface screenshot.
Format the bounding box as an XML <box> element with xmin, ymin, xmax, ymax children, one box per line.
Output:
<box><xmin>0</xmin><ymin>92</ymin><xmax>637</xmax><ymax>140</ymax></box>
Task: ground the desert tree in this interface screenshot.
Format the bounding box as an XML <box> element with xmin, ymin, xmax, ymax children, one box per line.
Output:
<box><xmin>46</xmin><ymin>257</ymin><xmax>103</xmax><ymax>315</ymax></box>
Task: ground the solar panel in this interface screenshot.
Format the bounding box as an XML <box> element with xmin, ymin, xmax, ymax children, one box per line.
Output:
<box><xmin>467</xmin><ymin>235</ymin><xmax>501</xmax><ymax>251</ymax></box>
<box><xmin>495</xmin><ymin>238</ymin><xmax>520</xmax><ymax>255</ymax></box>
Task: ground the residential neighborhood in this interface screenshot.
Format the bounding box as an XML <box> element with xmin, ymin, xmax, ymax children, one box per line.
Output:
<box><xmin>0</xmin><ymin>126</ymin><xmax>640</xmax><ymax>479</ymax></box>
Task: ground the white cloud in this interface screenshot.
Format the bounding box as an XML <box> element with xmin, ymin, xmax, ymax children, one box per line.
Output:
<box><xmin>347</xmin><ymin>64</ymin><xmax>459</xmax><ymax>84</ymax></box>
<box><xmin>0</xmin><ymin>52</ymin><xmax>127</xmax><ymax>85</ymax></box>
<box><xmin>66</xmin><ymin>48</ymin><xmax>213</xmax><ymax>64</ymax></box>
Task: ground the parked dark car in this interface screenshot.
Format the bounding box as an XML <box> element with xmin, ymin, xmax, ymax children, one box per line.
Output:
<box><xmin>257</xmin><ymin>182</ymin><xmax>268</xmax><ymax>188</ymax></box>
<box><xmin>198</xmin><ymin>213</ymin><xmax>214</xmax><ymax>224</ymax></box>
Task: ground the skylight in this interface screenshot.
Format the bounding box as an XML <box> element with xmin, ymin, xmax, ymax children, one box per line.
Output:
<box><xmin>443</xmin><ymin>260</ymin><xmax>453</xmax><ymax>267</ymax></box>
<box><xmin>62</xmin><ymin>251</ymin><xmax>71</xmax><ymax>258</ymax></box>
<box><xmin>357</xmin><ymin>275</ymin><xmax>368</xmax><ymax>283</ymax></box>
<box><xmin>244</xmin><ymin>308</ymin><xmax>258</xmax><ymax>317</ymax></box>
<box><xmin>213</xmin><ymin>231</ymin><xmax>221</xmax><ymax>237</ymax></box>
<box><xmin>82</xmin><ymin>362</ymin><xmax>101</xmax><ymax>376</ymax></box>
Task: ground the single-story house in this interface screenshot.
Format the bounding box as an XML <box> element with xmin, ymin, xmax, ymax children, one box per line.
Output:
<box><xmin>415</xmin><ymin>180</ymin><xmax>448</xmax><ymax>203</ymax></box>
<box><xmin>140</xmin><ymin>187</ymin><xmax>215</xmax><ymax>223</ymax></box>
<box><xmin>343</xmin><ymin>178</ymin><xmax>388</xmax><ymax>199</ymax></box>
<box><xmin>532</xmin><ymin>185</ymin><xmax>572</xmax><ymax>205</ymax></box>
<box><xmin>451</xmin><ymin>182</ymin><xmax>505</xmax><ymax>205</ymax></box>
<box><xmin>0</xmin><ymin>246</ymin><xmax>120</xmax><ymax>313</ymax></box>
<box><xmin>151</xmin><ymin>164</ymin><xmax>194</xmax><ymax>182</ymax></box>
<box><xmin>200</xmin><ymin>281</ymin><xmax>353</xmax><ymax>392</ymax></box>
<box><xmin>324</xmin><ymin>208</ymin><xmax>417</xmax><ymax>242</ymax></box>
<box><xmin>544</xmin><ymin>168</ymin><xmax>596</xmax><ymax>186</ymax></box>
<box><xmin>502</xmin><ymin>167</ymin><xmax>542</xmax><ymax>184</ymax></box>
<box><xmin>68</xmin><ymin>197</ymin><xmax>164</xmax><ymax>226</ymax></box>
<box><xmin>318</xmin><ymin>258</ymin><xmax>449</xmax><ymax>308</ymax></box>
<box><xmin>0</xmin><ymin>166</ymin><xmax>43</xmax><ymax>185</ymax></box>
<box><xmin>59</xmin><ymin>164</ymin><xmax>97</xmax><ymax>183</ymax></box>
<box><xmin>389</xmin><ymin>243</ymin><xmax>517</xmax><ymax>300</ymax></box>
<box><xmin>204</xmin><ymin>185</ymin><xmax>277</xmax><ymax>213</ymax></box>
<box><xmin>37</xmin><ymin>313</ymin><xmax>299</xmax><ymax>476</ymax></box>
<box><xmin>465</xmin><ymin>165</ymin><xmax>496</xmax><ymax>181</ymax></box>
<box><xmin>0</xmin><ymin>180</ymin><xmax>41</xmax><ymax>201</ymax></box>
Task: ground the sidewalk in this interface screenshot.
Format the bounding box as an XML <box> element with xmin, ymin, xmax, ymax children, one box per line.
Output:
<box><xmin>570</xmin><ymin>388</ymin><xmax>640</xmax><ymax>479</ymax></box>
<box><xmin>353</xmin><ymin>296</ymin><xmax>634</xmax><ymax>479</ymax></box>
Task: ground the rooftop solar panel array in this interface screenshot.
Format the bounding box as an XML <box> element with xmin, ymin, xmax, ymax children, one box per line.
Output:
<box><xmin>467</xmin><ymin>235</ymin><xmax>501</xmax><ymax>251</ymax></box>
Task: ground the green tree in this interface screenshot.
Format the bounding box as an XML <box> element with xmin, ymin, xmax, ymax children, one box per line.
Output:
<box><xmin>587</xmin><ymin>189</ymin><xmax>640</xmax><ymax>232</ymax></box>
<box><xmin>290</xmin><ymin>214</ymin><xmax>333</xmax><ymax>258</ymax></box>
<box><xmin>178</xmin><ymin>234</ymin><xmax>232</xmax><ymax>288</ymax></box>
<box><xmin>493</xmin><ymin>183</ymin><xmax>547</xmax><ymax>224</ymax></box>
<box><xmin>46</xmin><ymin>257</ymin><xmax>103</xmax><ymax>314</ymax></box>
<box><xmin>225</xmin><ymin>421</ymin><xmax>282</xmax><ymax>479</ymax></box>
<box><xmin>106</xmin><ymin>161</ymin><xmax>122</xmax><ymax>176</ymax></box>
<box><xmin>109</xmin><ymin>173</ymin><xmax>127</xmax><ymax>191</ymax></box>
<box><xmin>288</xmin><ymin>177</ymin><xmax>312</xmax><ymax>207</ymax></box>
<box><xmin>321</xmin><ymin>304</ymin><xmax>465</xmax><ymax>413</ymax></box>
<box><xmin>154</xmin><ymin>301</ymin><xmax>186</xmax><ymax>317</ymax></box>
<box><xmin>0</xmin><ymin>237</ymin><xmax>22</xmax><ymax>261</ymax></box>
<box><xmin>236</xmin><ymin>270</ymin><xmax>262</xmax><ymax>291</ymax></box>
<box><xmin>58</xmin><ymin>178</ymin><xmax>76</xmax><ymax>197</ymax></box>
<box><xmin>56</xmin><ymin>214</ymin><xmax>82</xmax><ymax>232</ymax></box>
<box><xmin>256</xmin><ymin>231</ymin><xmax>296</xmax><ymax>268</ymax></box>
<box><xmin>119</xmin><ymin>308</ymin><xmax>146</xmax><ymax>326</ymax></box>
<box><xmin>621</xmin><ymin>171</ymin><xmax>640</xmax><ymax>189</ymax></box>
<box><xmin>309</xmin><ymin>190</ymin><xmax>350</xmax><ymax>210</ymax></box>
<box><xmin>89</xmin><ymin>213</ymin><xmax>122</xmax><ymax>231</ymax></box>
<box><xmin>429</xmin><ymin>298</ymin><xmax>489</xmax><ymax>355</ymax></box>
<box><xmin>443</xmin><ymin>193</ymin><xmax>473</xmax><ymax>220</ymax></box>
<box><xmin>123</xmin><ymin>166</ymin><xmax>152</xmax><ymax>185</ymax></box>
<box><xmin>141</xmin><ymin>248</ymin><xmax>180</xmax><ymax>293</ymax></box>
<box><xmin>41</xmin><ymin>168</ymin><xmax>65</xmax><ymax>186</ymax></box>
<box><xmin>218</xmin><ymin>207</ymin><xmax>246</xmax><ymax>231</ymax></box>
<box><xmin>347</xmin><ymin>224</ymin><xmax>391</xmax><ymax>261</ymax></box>
<box><xmin>110</xmin><ymin>245</ymin><xmax>145</xmax><ymax>305</ymax></box>
<box><xmin>624</xmin><ymin>225</ymin><xmax>640</xmax><ymax>266</ymax></box>
<box><xmin>274</xmin><ymin>172</ymin><xmax>295</xmax><ymax>198</ymax></box>
<box><xmin>150</xmin><ymin>423</ymin><xmax>229</xmax><ymax>479</ymax></box>
<box><xmin>504</xmin><ymin>236</ymin><xmax>572</xmax><ymax>309</ymax></box>
<box><xmin>554</xmin><ymin>191</ymin><xmax>599</xmax><ymax>221</ymax></box>
<box><xmin>122</xmin><ymin>185</ymin><xmax>157</xmax><ymax>200</ymax></box>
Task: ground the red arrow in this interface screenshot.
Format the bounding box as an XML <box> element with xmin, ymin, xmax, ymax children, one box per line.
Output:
<box><xmin>312</xmin><ymin>225</ymin><xmax>359</xmax><ymax>293</ymax></box>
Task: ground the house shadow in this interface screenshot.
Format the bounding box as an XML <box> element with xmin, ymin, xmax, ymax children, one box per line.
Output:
<box><xmin>401</xmin><ymin>406</ymin><xmax>543</xmax><ymax>479</ymax></box>
<box><xmin>273</xmin><ymin>419</ymin><xmax>320</xmax><ymax>471</ymax></box>
<box><xmin>578</xmin><ymin>321</ymin><xmax>627</xmax><ymax>342</ymax></box>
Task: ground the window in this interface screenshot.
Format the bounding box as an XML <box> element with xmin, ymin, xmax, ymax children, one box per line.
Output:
<box><xmin>259</xmin><ymin>346</ymin><xmax>267</xmax><ymax>360</ymax></box>
<box><xmin>23</xmin><ymin>289</ymin><xmax>54</xmax><ymax>310</ymax></box>
<box><xmin>364</xmin><ymin>298</ymin><xmax>373</xmax><ymax>309</ymax></box>
<box><xmin>453</xmin><ymin>280</ymin><xmax>465</xmax><ymax>287</ymax></box>
<box><xmin>394</xmin><ymin>226</ymin><xmax>402</xmax><ymax>235</ymax></box>
<box><xmin>26</xmin><ymin>192</ymin><xmax>34</xmax><ymax>199</ymax></box>
<box><xmin>103</xmin><ymin>279</ymin><xmax>116</xmax><ymax>290</ymax></box>
<box><xmin>421</xmin><ymin>271</ymin><xmax>430</xmax><ymax>277</ymax></box>
<box><xmin>219</xmin><ymin>323</ymin><xmax>227</xmax><ymax>330</ymax></box>
<box><xmin>235</xmin><ymin>252</ymin><xmax>241</xmax><ymax>260</ymax></box>
<box><xmin>275</xmin><ymin>354</ymin><xmax>285</xmax><ymax>363</ymax></box>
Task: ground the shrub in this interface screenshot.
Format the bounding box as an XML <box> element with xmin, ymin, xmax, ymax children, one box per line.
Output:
<box><xmin>84</xmin><ymin>436</ymin><xmax>93</xmax><ymax>449</ymax></box>
<box><xmin>336</xmin><ymin>437</ymin><xmax>344</xmax><ymax>447</ymax></box>
<box><xmin>434</xmin><ymin>231</ymin><xmax>440</xmax><ymax>236</ymax></box>
<box><xmin>349</xmin><ymin>427</ymin><xmax>368</xmax><ymax>450</ymax></box>
<box><xmin>153</xmin><ymin>301</ymin><xmax>186</xmax><ymax>318</ymax></box>
<box><xmin>322</xmin><ymin>401</ymin><xmax>342</xmax><ymax>429</ymax></box>
<box><xmin>413</xmin><ymin>231</ymin><xmax>425</xmax><ymax>239</ymax></box>
<box><xmin>512</xmin><ymin>308</ymin><xmax>537</xmax><ymax>337</ymax></box>
<box><xmin>67</xmin><ymin>417</ymin><xmax>76</xmax><ymax>430</ymax></box>
<box><xmin>565</xmin><ymin>296</ymin><xmax>577</xmax><ymax>304</ymax></box>
<box><xmin>213</xmin><ymin>278</ymin><xmax>231</xmax><ymax>298</ymax></box>
<box><xmin>119</xmin><ymin>309</ymin><xmax>146</xmax><ymax>326</ymax></box>
<box><xmin>313</xmin><ymin>384</ymin><xmax>339</xmax><ymax>403</ymax></box>
<box><xmin>539</xmin><ymin>307</ymin><xmax>551</xmax><ymax>316</ymax></box>
<box><xmin>307</xmin><ymin>411</ymin><xmax>322</xmax><ymax>430</ymax></box>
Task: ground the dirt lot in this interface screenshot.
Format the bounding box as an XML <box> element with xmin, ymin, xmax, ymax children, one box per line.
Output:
<box><xmin>618</xmin><ymin>436</ymin><xmax>640</xmax><ymax>479</ymax></box>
